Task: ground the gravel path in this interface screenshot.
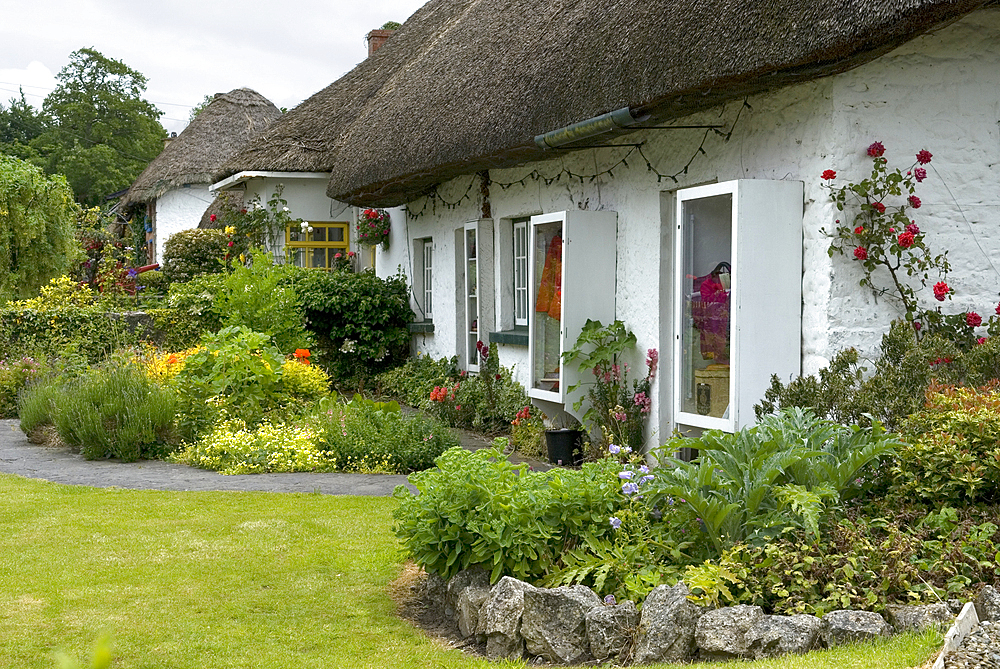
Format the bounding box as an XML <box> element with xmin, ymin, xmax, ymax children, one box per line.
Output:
<box><xmin>0</xmin><ymin>419</ymin><xmax>413</xmax><ymax>495</ymax></box>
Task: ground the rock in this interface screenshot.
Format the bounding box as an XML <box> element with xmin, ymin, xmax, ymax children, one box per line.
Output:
<box><xmin>445</xmin><ymin>566</ymin><xmax>489</xmax><ymax>619</ymax></box>
<box><xmin>820</xmin><ymin>610</ymin><xmax>892</xmax><ymax>647</ymax></box>
<box><xmin>886</xmin><ymin>603</ymin><xmax>954</xmax><ymax>633</ymax></box>
<box><xmin>521</xmin><ymin>585</ymin><xmax>602</xmax><ymax>664</ymax></box>
<box><xmin>586</xmin><ymin>600</ymin><xmax>640</xmax><ymax>661</ymax></box>
<box><xmin>423</xmin><ymin>571</ymin><xmax>448</xmax><ymax>614</ymax></box>
<box><xmin>633</xmin><ymin>583</ymin><xmax>704</xmax><ymax>664</ymax></box>
<box><xmin>745</xmin><ymin>614</ymin><xmax>822</xmax><ymax>659</ymax></box>
<box><xmin>948</xmin><ymin>599</ymin><xmax>965</xmax><ymax>615</ymax></box>
<box><xmin>481</xmin><ymin>576</ymin><xmax>536</xmax><ymax>660</ymax></box>
<box><xmin>456</xmin><ymin>584</ymin><xmax>491</xmax><ymax>638</ymax></box>
<box><xmin>695</xmin><ymin>604</ymin><xmax>765</xmax><ymax>660</ymax></box>
<box><xmin>977</xmin><ymin>586</ymin><xmax>1000</xmax><ymax>623</ymax></box>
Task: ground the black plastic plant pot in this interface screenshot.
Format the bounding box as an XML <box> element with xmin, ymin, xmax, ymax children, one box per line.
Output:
<box><xmin>545</xmin><ymin>429</ymin><xmax>583</xmax><ymax>466</ymax></box>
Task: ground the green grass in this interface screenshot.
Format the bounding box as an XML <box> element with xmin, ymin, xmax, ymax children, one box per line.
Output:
<box><xmin>0</xmin><ymin>474</ymin><xmax>941</xmax><ymax>669</ymax></box>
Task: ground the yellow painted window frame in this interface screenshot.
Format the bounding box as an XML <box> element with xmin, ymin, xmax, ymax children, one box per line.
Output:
<box><xmin>285</xmin><ymin>222</ymin><xmax>350</xmax><ymax>269</ymax></box>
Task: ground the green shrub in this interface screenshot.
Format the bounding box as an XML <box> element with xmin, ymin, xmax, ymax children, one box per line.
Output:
<box><xmin>313</xmin><ymin>395</ymin><xmax>457</xmax><ymax>473</ymax></box>
<box><xmin>161</xmin><ymin>228</ymin><xmax>227</xmax><ymax>283</ymax></box>
<box><xmin>163</xmin><ymin>273</ymin><xmax>225</xmax><ymax>334</ymax></box>
<box><xmin>756</xmin><ymin>320</ymin><xmax>1000</xmax><ymax>431</ymax></box>
<box><xmin>41</xmin><ymin>363</ymin><xmax>179</xmax><ymax>461</ymax></box>
<box><xmin>0</xmin><ymin>305</ymin><xmax>141</xmax><ymax>363</ymax></box>
<box><xmin>172</xmin><ymin>419</ymin><xmax>328</xmax><ymax>475</ymax></box>
<box><xmin>377</xmin><ymin>353</ymin><xmax>458</xmax><ymax>406</ymax></box>
<box><xmin>17</xmin><ymin>376</ymin><xmax>61</xmax><ymax>439</ymax></box>
<box><xmin>297</xmin><ymin>270</ymin><xmax>413</xmax><ymax>386</ymax></box>
<box><xmin>280</xmin><ymin>358</ymin><xmax>330</xmax><ymax>404</ymax></box>
<box><xmin>393</xmin><ymin>446</ymin><xmax>627</xmax><ymax>582</ymax></box>
<box><xmin>891</xmin><ymin>384</ymin><xmax>1000</xmax><ymax>505</ymax></box>
<box><xmin>649</xmin><ymin>408</ymin><xmax>900</xmax><ymax>557</ymax></box>
<box><xmin>0</xmin><ymin>356</ymin><xmax>40</xmax><ymax>418</ymax></box>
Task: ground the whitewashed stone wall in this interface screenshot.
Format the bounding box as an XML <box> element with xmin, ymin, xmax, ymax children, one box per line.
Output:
<box><xmin>153</xmin><ymin>185</ymin><xmax>214</xmax><ymax>263</ymax></box>
<box><xmin>376</xmin><ymin>7</ymin><xmax>1000</xmax><ymax>447</ymax></box>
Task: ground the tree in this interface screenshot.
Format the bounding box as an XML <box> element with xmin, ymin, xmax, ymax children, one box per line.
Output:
<box><xmin>0</xmin><ymin>155</ymin><xmax>80</xmax><ymax>301</ymax></box>
<box><xmin>0</xmin><ymin>90</ymin><xmax>47</xmax><ymax>162</ymax></box>
<box><xmin>33</xmin><ymin>48</ymin><xmax>165</xmax><ymax>205</ymax></box>
<box><xmin>188</xmin><ymin>94</ymin><xmax>214</xmax><ymax>122</ymax></box>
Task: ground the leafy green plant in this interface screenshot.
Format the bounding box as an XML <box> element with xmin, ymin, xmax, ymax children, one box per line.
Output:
<box><xmin>376</xmin><ymin>353</ymin><xmax>459</xmax><ymax>407</ymax></box>
<box><xmin>160</xmin><ymin>228</ymin><xmax>228</xmax><ymax>284</ymax></box>
<box><xmin>172</xmin><ymin>418</ymin><xmax>327</xmax><ymax>475</ymax></box>
<box><xmin>214</xmin><ymin>184</ymin><xmax>301</xmax><ymax>254</ymax></box>
<box><xmin>0</xmin><ymin>355</ymin><xmax>40</xmax><ymax>417</ymax></box>
<box><xmin>649</xmin><ymin>408</ymin><xmax>899</xmax><ymax>557</ymax></box>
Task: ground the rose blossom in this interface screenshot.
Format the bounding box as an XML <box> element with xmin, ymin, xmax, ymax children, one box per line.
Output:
<box><xmin>966</xmin><ymin>312</ymin><xmax>983</xmax><ymax>328</ymax></box>
<box><xmin>867</xmin><ymin>141</ymin><xmax>885</xmax><ymax>157</ymax></box>
<box><xmin>897</xmin><ymin>232</ymin><xmax>915</xmax><ymax>249</ymax></box>
<box><xmin>908</xmin><ymin>195</ymin><xmax>921</xmax><ymax>209</ymax></box>
<box><xmin>854</xmin><ymin>226</ymin><xmax>864</xmax><ymax>235</ymax></box>
<box><xmin>978</xmin><ymin>337</ymin><xmax>988</xmax><ymax>345</ymax></box>
<box><xmin>872</xmin><ymin>202</ymin><xmax>886</xmax><ymax>214</ymax></box>
<box><xmin>913</xmin><ymin>321</ymin><xmax>922</xmax><ymax>331</ymax></box>
<box><xmin>916</xmin><ymin>149</ymin><xmax>933</xmax><ymax>165</ymax></box>
<box><xmin>822</xmin><ymin>170</ymin><xmax>837</xmax><ymax>180</ymax></box>
<box><xmin>933</xmin><ymin>281</ymin><xmax>950</xmax><ymax>301</ymax></box>
<box><xmin>906</xmin><ymin>223</ymin><xmax>920</xmax><ymax>235</ymax></box>
<box><xmin>914</xmin><ymin>167</ymin><xmax>927</xmax><ymax>182</ymax></box>
<box><xmin>854</xmin><ymin>246</ymin><xmax>868</xmax><ymax>260</ymax></box>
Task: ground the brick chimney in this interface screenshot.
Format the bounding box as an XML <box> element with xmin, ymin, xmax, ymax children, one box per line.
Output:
<box><xmin>366</xmin><ymin>29</ymin><xmax>395</xmax><ymax>56</ymax></box>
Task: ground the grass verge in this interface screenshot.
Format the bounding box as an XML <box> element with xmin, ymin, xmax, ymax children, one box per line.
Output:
<box><xmin>0</xmin><ymin>474</ymin><xmax>940</xmax><ymax>668</ymax></box>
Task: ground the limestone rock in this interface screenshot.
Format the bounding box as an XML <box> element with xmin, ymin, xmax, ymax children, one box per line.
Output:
<box><xmin>633</xmin><ymin>583</ymin><xmax>704</xmax><ymax>664</ymax></box>
<box><xmin>586</xmin><ymin>600</ymin><xmax>640</xmax><ymax>661</ymax></box>
<box><xmin>977</xmin><ymin>586</ymin><xmax>1000</xmax><ymax>623</ymax></box>
<box><xmin>480</xmin><ymin>576</ymin><xmax>536</xmax><ymax>660</ymax></box>
<box><xmin>820</xmin><ymin>609</ymin><xmax>892</xmax><ymax>647</ymax></box>
<box><xmin>745</xmin><ymin>613</ymin><xmax>822</xmax><ymax>659</ymax></box>
<box><xmin>696</xmin><ymin>604</ymin><xmax>765</xmax><ymax>660</ymax></box>
<box><xmin>423</xmin><ymin>571</ymin><xmax>448</xmax><ymax>615</ymax></box>
<box><xmin>885</xmin><ymin>603</ymin><xmax>954</xmax><ymax>633</ymax></box>
<box><xmin>521</xmin><ymin>585</ymin><xmax>602</xmax><ymax>664</ymax></box>
<box><xmin>456</xmin><ymin>584</ymin><xmax>491</xmax><ymax>638</ymax></box>
<box><xmin>445</xmin><ymin>566</ymin><xmax>489</xmax><ymax>620</ymax></box>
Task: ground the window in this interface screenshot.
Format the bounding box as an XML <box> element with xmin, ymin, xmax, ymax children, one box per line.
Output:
<box><xmin>513</xmin><ymin>218</ymin><xmax>528</xmax><ymax>326</ymax></box>
<box><xmin>285</xmin><ymin>222</ymin><xmax>349</xmax><ymax>269</ymax></box>
<box><xmin>413</xmin><ymin>237</ymin><xmax>433</xmax><ymax>320</ymax></box>
<box><xmin>423</xmin><ymin>240</ymin><xmax>433</xmax><ymax>319</ymax></box>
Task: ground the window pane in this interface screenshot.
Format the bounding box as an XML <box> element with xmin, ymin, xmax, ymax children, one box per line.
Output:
<box><xmin>289</xmin><ymin>249</ymin><xmax>305</xmax><ymax>267</ymax></box>
<box><xmin>289</xmin><ymin>229</ymin><xmax>302</xmax><ymax>243</ymax></box>
<box><xmin>532</xmin><ymin>221</ymin><xmax>562</xmax><ymax>392</ymax></box>
<box><xmin>328</xmin><ymin>226</ymin><xmax>345</xmax><ymax>242</ymax></box>
<box><xmin>311</xmin><ymin>248</ymin><xmax>327</xmax><ymax>268</ymax></box>
<box><xmin>311</xmin><ymin>226</ymin><xmax>327</xmax><ymax>242</ymax></box>
<box><xmin>514</xmin><ymin>222</ymin><xmax>528</xmax><ymax>324</ymax></box>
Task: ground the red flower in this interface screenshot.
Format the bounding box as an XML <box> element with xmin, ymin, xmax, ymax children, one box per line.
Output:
<box><xmin>897</xmin><ymin>232</ymin><xmax>915</xmax><ymax>249</ymax></box>
<box><xmin>348</xmin><ymin>251</ymin><xmax>356</xmax><ymax>258</ymax></box>
<box><xmin>867</xmin><ymin>142</ymin><xmax>885</xmax><ymax>157</ymax></box>
<box><xmin>227</xmin><ymin>240</ymin><xmax>234</xmax><ymax>247</ymax></box>
<box><xmin>495</xmin><ymin>374</ymin><xmax>501</xmax><ymax>381</ymax></box>
<box><xmin>978</xmin><ymin>337</ymin><xmax>988</xmax><ymax>345</ymax></box>
<box><xmin>906</xmin><ymin>223</ymin><xmax>920</xmax><ymax>235</ymax></box>
<box><xmin>335</xmin><ymin>252</ymin><xmax>342</xmax><ymax>259</ymax></box>
<box><xmin>908</xmin><ymin>195</ymin><xmax>921</xmax><ymax>209</ymax></box>
<box><xmin>966</xmin><ymin>312</ymin><xmax>983</xmax><ymax>328</ymax></box>
<box><xmin>821</xmin><ymin>170</ymin><xmax>837</xmax><ymax>180</ymax></box>
<box><xmin>854</xmin><ymin>226</ymin><xmax>864</xmax><ymax>235</ymax></box>
<box><xmin>914</xmin><ymin>167</ymin><xmax>927</xmax><ymax>182</ymax></box>
<box><xmin>872</xmin><ymin>202</ymin><xmax>886</xmax><ymax>214</ymax></box>
<box><xmin>455</xmin><ymin>405</ymin><xmax>462</xmax><ymax>411</ymax></box>
<box><xmin>210</xmin><ymin>214</ymin><xmax>217</xmax><ymax>222</ymax></box>
<box><xmin>913</xmin><ymin>321</ymin><xmax>922</xmax><ymax>332</ymax></box>
<box><xmin>854</xmin><ymin>246</ymin><xmax>868</xmax><ymax>261</ymax></box>
<box><xmin>916</xmin><ymin>149</ymin><xmax>932</xmax><ymax>165</ymax></box>
<box><xmin>996</xmin><ymin>302</ymin><xmax>1000</xmax><ymax>316</ymax></box>
<box><xmin>933</xmin><ymin>281</ymin><xmax>950</xmax><ymax>301</ymax></box>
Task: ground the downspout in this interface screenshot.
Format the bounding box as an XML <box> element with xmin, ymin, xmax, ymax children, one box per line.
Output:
<box><xmin>534</xmin><ymin>106</ymin><xmax>648</xmax><ymax>149</ymax></box>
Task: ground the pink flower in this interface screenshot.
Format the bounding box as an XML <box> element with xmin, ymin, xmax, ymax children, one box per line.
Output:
<box><xmin>906</xmin><ymin>223</ymin><xmax>920</xmax><ymax>235</ymax></box>
<box><xmin>996</xmin><ymin>302</ymin><xmax>1000</xmax><ymax>316</ymax></box>
<box><xmin>227</xmin><ymin>240</ymin><xmax>234</xmax><ymax>247</ymax></box>
<box><xmin>897</xmin><ymin>232</ymin><xmax>915</xmax><ymax>249</ymax></box>
<box><xmin>978</xmin><ymin>337</ymin><xmax>988</xmax><ymax>345</ymax></box>
<box><xmin>914</xmin><ymin>167</ymin><xmax>927</xmax><ymax>182</ymax></box>
<box><xmin>966</xmin><ymin>312</ymin><xmax>983</xmax><ymax>328</ymax></box>
<box><xmin>913</xmin><ymin>321</ymin><xmax>922</xmax><ymax>331</ymax></box>
<box><xmin>867</xmin><ymin>141</ymin><xmax>885</xmax><ymax>157</ymax></box>
<box><xmin>210</xmin><ymin>214</ymin><xmax>217</xmax><ymax>222</ymax></box>
<box><xmin>822</xmin><ymin>169</ymin><xmax>837</xmax><ymax>180</ymax></box>
<box><xmin>348</xmin><ymin>251</ymin><xmax>356</xmax><ymax>258</ymax></box>
<box><xmin>455</xmin><ymin>405</ymin><xmax>462</xmax><ymax>411</ymax></box>
<box><xmin>908</xmin><ymin>195</ymin><xmax>921</xmax><ymax>209</ymax></box>
<box><xmin>634</xmin><ymin>391</ymin><xmax>652</xmax><ymax>415</ymax></box>
<box><xmin>646</xmin><ymin>348</ymin><xmax>659</xmax><ymax>378</ymax></box>
<box><xmin>854</xmin><ymin>226</ymin><xmax>864</xmax><ymax>235</ymax></box>
<box><xmin>872</xmin><ymin>202</ymin><xmax>886</xmax><ymax>214</ymax></box>
<box><xmin>335</xmin><ymin>252</ymin><xmax>342</xmax><ymax>259</ymax></box>
<box><xmin>933</xmin><ymin>281</ymin><xmax>950</xmax><ymax>301</ymax></box>
<box><xmin>916</xmin><ymin>149</ymin><xmax>933</xmax><ymax>165</ymax></box>
<box><xmin>854</xmin><ymin>246</ymin><xmax>868</xmax><ymax>261</ymax></box>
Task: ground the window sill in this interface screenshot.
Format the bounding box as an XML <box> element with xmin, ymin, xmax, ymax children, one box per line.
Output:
<box><xmin>409</xmin><ymin>321</ymin><xmax>435</xmax><ymax>334</ymax></box>
<box><xmin>489</xmin><ymin>327</ymin><xmax>528</xmax><ymax>347</ymax></box>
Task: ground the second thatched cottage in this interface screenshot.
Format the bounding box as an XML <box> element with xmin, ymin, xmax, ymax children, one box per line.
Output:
<box><xmin>123</xmin><ymin>88</ymin><xmax>281</xmax><ymax>263</ymax></box>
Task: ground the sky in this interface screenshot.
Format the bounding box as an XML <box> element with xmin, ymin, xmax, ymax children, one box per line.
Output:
<box><xmin>0</xmin><ymin>0</ymin><xmax>427</xmax><ymax>135</ymax></box>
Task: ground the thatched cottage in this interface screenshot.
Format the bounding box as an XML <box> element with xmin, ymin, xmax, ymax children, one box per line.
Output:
<box><xmin>221</xmin><ymin>0</ymin><xmax>1000</xmax><ymax>448</ymax></box>
<box><xmin>123</xmin><ymin>88</ymin><xmax>281</xmax><ymax>263</ymax></box>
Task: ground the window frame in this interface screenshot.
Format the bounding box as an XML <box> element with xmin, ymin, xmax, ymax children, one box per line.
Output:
<box><xmin>513</xmin><ymin>218</ymin><xmax>529</xmax><ymax>326</ymax></box>
<box><xmin>284</xmin><ymin>221</ymin><xmax>350</xmax><ymax>269</ymax></box>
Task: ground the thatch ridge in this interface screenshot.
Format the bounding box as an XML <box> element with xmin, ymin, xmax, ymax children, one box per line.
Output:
<box><xmin>124</xmin><ymin>88</ymin><xmax>281</xmax><ymax>205</ymax></box>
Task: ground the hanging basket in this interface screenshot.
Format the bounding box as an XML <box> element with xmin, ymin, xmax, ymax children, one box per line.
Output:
<box><xmin>357</xmin><ymin>208</ymin><xmax>391</xmax><ymax>249</ymax></box>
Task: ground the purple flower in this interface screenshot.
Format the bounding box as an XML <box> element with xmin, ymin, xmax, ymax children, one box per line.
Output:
<box><xmin>622</xmin><ymin>446</ymin><xmax>632</xmax><ymax>454</ymax></box>
<box><xmin>640</xmin><ymin>475</ymin><xmax>655</xmax><ymax>485</ymax></box>
<box><xmin>619</xmin><ymin>471</ymin><xmax>634</xmax><ymax>480</ymax></box>
<box><xmin>608</xmin><ymin>444</ymin><xmax>620</xmax><ymax>454</ymax></box>
<box><xmin>609</xmin><ymin>517</ymin><xmax>622</xmax><ymax>529</ymax></box>
<box><xmin>604</xmin><ymin>594</ymin><xmax>616</xmax><ymax>605</ymax></box>
<box><xmin>639</xmin><ymin>465</ymin><xmax>649</xmax><ymax>474</ymax></box>
<box><xmin>621</xmin><ymin>482</ymin><xmax>639</xmax><ymax>495</ymax></box>
<box><xmin>127</xmin><ymin>268</ymin><xmax>138</xmax><ymax>278</ymax></box>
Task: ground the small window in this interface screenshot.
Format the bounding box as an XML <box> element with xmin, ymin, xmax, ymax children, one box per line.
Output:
<box><xmin>423</xmin><ymin>240</ymin><xmax>434</xmax><ymax>319</ymax></box>
<box><xmin>513</xmin><ymin>219</ymin><xmax>528</xmax><ymax>326</ymax></box>
<box><xmin>286</xmin><ymin>222</ymin><xmax>350</xmax><ymax>269</ymax></box>
<box><xmin>413</xmin><ymin>237</ymin><xmax>433</xmax><ymax>320</ymax></box>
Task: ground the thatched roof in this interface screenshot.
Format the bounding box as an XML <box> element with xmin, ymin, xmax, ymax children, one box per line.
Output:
<box><xmin>198</xmin><ymin>190</ymin><xmax>244</xmax><ymax>229</ymax></box>
<box><xmin>124</xmin><ymin>88</ymin><xmax>281</xmax><ymax>205</ymax></box>
<box><xmin>224</xmin><ymin>0</ymin><xmax>991</xmax><ymax>207</ymax></box>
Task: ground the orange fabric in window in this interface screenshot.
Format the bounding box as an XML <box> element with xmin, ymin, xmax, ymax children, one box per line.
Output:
<box><xmin>535</xmin><ymin>235</ymin><xmax>562</xmax><ymax>320</ymax></box>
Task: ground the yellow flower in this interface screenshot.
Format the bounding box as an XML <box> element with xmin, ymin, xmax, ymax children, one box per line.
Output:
<box><xmin>224</xmin><ymin>226</ymin><xmax>236</xmax><ymax>235</ymax></box>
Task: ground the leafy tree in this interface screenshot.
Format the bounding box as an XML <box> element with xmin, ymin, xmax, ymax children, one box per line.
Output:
<box><xmin>0</xmin><ymin>90</ymin><xmax>47</xmax><ymax>162</ymax></box>
<box><xmin>188</xmin><ymin>94</ymin><xmax>214</xmax><ymax>122</ymax></box>
<box><xmin>0</xmin><ymin>155</ymin><xmax>80</xmax><ymax>301</ymax></box>
<box><xmin>33</xmin><ymin>48</ymin><xmax>165</xmax><ymax>205</ymax></box>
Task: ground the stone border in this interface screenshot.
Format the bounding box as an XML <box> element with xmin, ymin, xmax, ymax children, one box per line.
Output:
<box><xmin>932</xmin><ymin>602</ymin><xmax>979</xmax><ymax>669</ymax></box>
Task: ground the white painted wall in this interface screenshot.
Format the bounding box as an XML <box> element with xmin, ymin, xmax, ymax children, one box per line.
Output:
<box><xmin>153</xmin><ymin>185</ymin><xmax>214</xmax><ymax>263</ymax></box>
<box><xmin>376</xmin><ymin>7</ymin><xmax>1000</xmax><ymax>449</ymax></box>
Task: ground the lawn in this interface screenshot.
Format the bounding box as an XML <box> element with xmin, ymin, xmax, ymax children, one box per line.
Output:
<box><xmin>0</xmin><ymin>474</ymin><xmax>941</xmax><ymax>669</ymax></box>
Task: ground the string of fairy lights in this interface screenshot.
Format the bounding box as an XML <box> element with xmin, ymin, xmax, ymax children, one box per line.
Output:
<box><xmin>405</xmin><ymin>98</ymin><xmax>751</xmax><ymax>219</ymax></box>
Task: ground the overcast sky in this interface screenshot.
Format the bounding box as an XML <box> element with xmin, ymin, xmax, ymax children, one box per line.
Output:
<box><xmin>0</xmin><ymin>0</ymin><xmax>426</xmax><ymax>135</ymax></box>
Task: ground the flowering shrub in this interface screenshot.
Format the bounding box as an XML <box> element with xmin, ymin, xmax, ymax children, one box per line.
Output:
<box><xmin>173</xmin><ymin>419</ymin><xmax>328</xmax><ymax>475</ymax></box>
<box><xmin>161</xmin><ymin>229</ymin><xmax>229</xmax><ymax>284</ymax></box>
<box><xmin>825</xmin><ymin>142</ymin><xmax>1000</xmax><ymax>347</ymax></box>
<box><xmin>0</xmin><ymin>356</ymin><xmax>40</xmax><ymax>418</ymax></box>
<box><xmin>356</xmin><ymin>208</ymin><xmax>391</xmax><ymax>248</ymax></box>
<box><xmin>562</xmin><ymin>319</ymin><xmax>656</xmax><ymax>451</ymax></box>
<box><xmin>214</xmin><ymin>184</ymin><xmax>303</xmax><ymax>255</ymax></box>
<box><xmin>139</xmin><ymin>345</ymin><xmax>202</xmax><ymax>383</ymax></box>
<box><xmin>280</xmin><ymin>356</ymin><xmax>330</xmax><ymax>404</ymax></box>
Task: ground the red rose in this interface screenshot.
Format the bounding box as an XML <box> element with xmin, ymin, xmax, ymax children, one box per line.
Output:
<box><xmin>914</xmin><ymin>168</ymin><xmax>927</xmax><ymax>182</ymax></box>
<box><xmin>916</xmin><ymin>149</ymin><xmax>932</xmax><ymax>165</ymax></box>
<box><xmin>227</xmin><ymin>241</ymin><xmax>234</xmax><ymax>247</ymax></box>
<box><xmin>933</xmin><ymin>281</ymin><xmax>950</xmax><ymax>301</ymax></box>
<box><xmin>908</xmin><ymin>195</ymin><xmax>921</xmax><ymax>209</ymax></box>
<box><xmin>906</xmin><ymin>223</ymin><xmax>920</xmax><ymax>235</ymax></box>
<box><xmin>978</xmin><ymin>337</ymin><xmax>988</xmax><ymax>345</ymax></box>
<box><xmin>854</xmin><ymin>246</ymin><xmax>868</xmax><ymax>260</ymax></box>
<box><xmin>872</xmin><ymin>202</ymin><xmax>886</xmax><ymax>214</ymax></box>
<box><xmin>210</xmin><ymin>214</ymin><xmax>217</xmax><ymax>222</ymax></box>
<box><xmin>822</xmin><ymin>170</ymin><xmax>837</xmax><ymax>180</ymax></box>
<box><xmin>867</xmin><ymin>141</ymin><xmax>885</xmax><ymax>157</ymax></box>
<box><xmin>966</xmin><ymin>312</ymin><xmax>983</xmax><ymax>328</ymax></box>
<box><xmin>913</xmin><ymin>321</ymin><xmax>922</xmax><ymax>331</ymax></box>
<box><xmin>854</xmin><ymin>226</ymin><xmax>864</xmax><ymax>235</ymax></box>
<box><xmin>897</xmin><ymin>232</ymin><xmax>915</xmax><ymax>249</ymax></box>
